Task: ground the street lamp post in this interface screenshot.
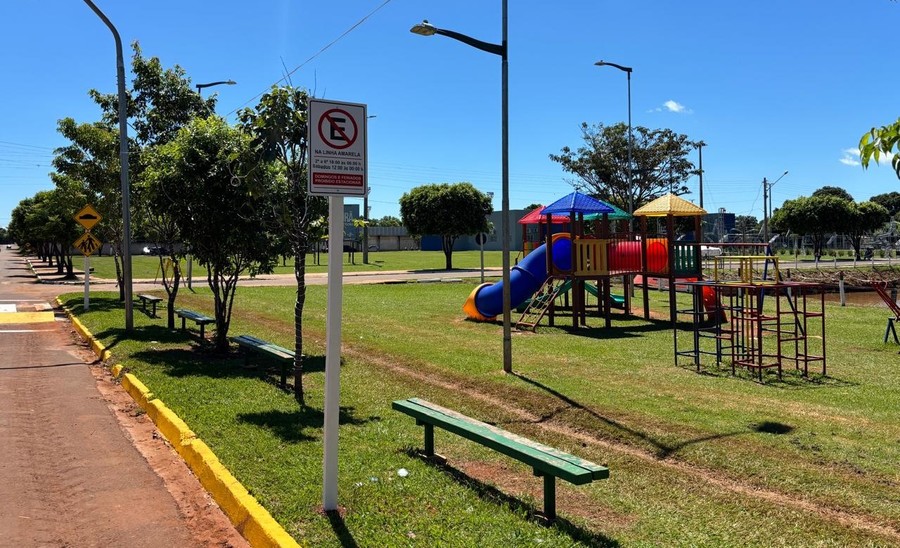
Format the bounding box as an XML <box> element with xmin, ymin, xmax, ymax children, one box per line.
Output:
<box><xmin>762</xmin><ymin>170</ymin><xmax>788</xmax><ymax>243</ymax></box>
<box><xmin>189</xmin><ymin>80</ymin><xmax>236</xmax><ymax>289</ymax></box>
<box><xmin>83</xmin><ymin>0</ymin><xmax>134</xmax><ymax>331</ymax></box>
<box><xmin>595</xmin><ymin>60</ymin><xmax>633</xmax><ymax>225</ymax></box>
<box><xmin>411</xmin><ymin>6</ymin><xmax>513</xmax><ymax>373</ymax></box>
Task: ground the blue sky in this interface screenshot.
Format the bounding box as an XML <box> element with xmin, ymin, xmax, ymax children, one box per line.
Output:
<box><xmin>2</xmin><ymin>0</ymin><xmax>898</xmax><ymax>229</ymax></box>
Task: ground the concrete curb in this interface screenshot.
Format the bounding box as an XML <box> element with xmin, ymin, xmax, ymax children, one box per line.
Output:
<box><xmin>56</xmin><ymin>297</ymin><xmax>300</xmax><ymax>548</ymax></box>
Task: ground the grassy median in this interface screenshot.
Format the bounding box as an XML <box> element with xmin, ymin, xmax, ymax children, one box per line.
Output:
<box><xmin>63</xmin><ymin>281</ymin><xmax>900</xmax><ymax>546</ymax></box>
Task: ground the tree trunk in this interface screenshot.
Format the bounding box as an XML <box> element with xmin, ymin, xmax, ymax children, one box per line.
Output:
<box><xmin>442</xmin><ymin>235</ymin><xmax>455</xmax><ymax>270</ymax></box>
<box><xmin>163</xmin><ymin>256</ymin><xmax>181</xmax><ymax>330</ymax></box>
<box><xmin>293</xmin><ymin>250</ymin><xmax>307</xmax><ymax>405</ymax></box>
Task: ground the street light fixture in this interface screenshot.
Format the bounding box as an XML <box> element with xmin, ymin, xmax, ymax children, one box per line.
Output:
<box><xmin>762</xmin><ymin>170</ymin><xmax>788</xmax><ymax>243</ymax></box>
<box><xmin>410</xmin><ymin>7</ymin><xmax>513</xmax><ymax>373</ymax></box>
<box><xmin>195</xmin><ymin>79</ymin><xmax>236</xmax><ymax>94</ymax></box>
<box><xmin>595</xmin><ymin>60</ymin><xmax>633</xmax><ymax>224</ymax></box>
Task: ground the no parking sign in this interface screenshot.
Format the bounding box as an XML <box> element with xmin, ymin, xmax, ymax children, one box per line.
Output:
<box><xmin>308</xmin><ymin>98</ymin><xmax>368</xmax><ymax>197</ymax></box>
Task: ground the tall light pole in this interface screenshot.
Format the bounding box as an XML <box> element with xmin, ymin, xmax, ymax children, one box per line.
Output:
<box><xmin>83</xmin><ymin>0</ymin><xmax>133</xmax><ymax>331</ymax></box>
<box><xmin>762</xmin><ymin>170</ymin><xmax>788</xmax><ymax>243</ymax></box>
<box><xmin>411</xmin><ymin>7</ymin><xmax>513</xmax><ymax>373</ymax></box>
<box><xmin>190</xmin><ymin>79</ymin><xmax>236</xmax><ymax>290</ymax></box>
<box><xmin>595</xmin><ymin>60</ymin><xmax>633</xmax><ymax>225</ymax></box>
<box><xmin>696</xmin><ymin>141</ymin><xmax>706</xmax><ymax>209</ymax></box>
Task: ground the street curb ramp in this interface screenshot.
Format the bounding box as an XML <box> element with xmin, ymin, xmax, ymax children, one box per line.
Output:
<box><xmin>57</xmin><ymin>298</ymin><xmax>300</xmax><ymax>548</ymax></box>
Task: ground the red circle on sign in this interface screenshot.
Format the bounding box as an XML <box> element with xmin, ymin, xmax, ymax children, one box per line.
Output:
<box><xmin>318</xmin><ymin>108</ymin><xmax>358</xmax><ymax>150</ymax></box>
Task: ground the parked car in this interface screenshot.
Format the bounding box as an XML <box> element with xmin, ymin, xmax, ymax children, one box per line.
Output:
<box><xmin>142</xmin><ymin>245</ymin><xmax>170</xmax><ymax>256</ymax></box>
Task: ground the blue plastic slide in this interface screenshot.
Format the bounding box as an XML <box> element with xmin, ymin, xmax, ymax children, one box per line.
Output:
<box><xmin>463</xmin><ymin>235</ymin><xmax>572</xmax><ymax>320</ymax></box>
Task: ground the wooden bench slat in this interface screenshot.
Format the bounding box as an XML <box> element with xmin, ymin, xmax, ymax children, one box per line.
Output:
<box><xmin>407</xmin><ymin>398</ymin><xmax>609</xmax><ymax>478</ymax></box>
<box><xmin>393</xmin><ymin>398</ymin><xmax>608</xmax><ymax>484</ymax></box>
<box><xmin>233</xmin><ymin>335</ymin><xmax>294</xmax><ymax>360</ymax></box>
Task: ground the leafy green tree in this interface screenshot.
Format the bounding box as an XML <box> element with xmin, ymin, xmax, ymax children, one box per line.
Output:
<box><xmin>846</xmin><ymin>201</ymin><xmax>890</xmax><ymax>259</ymax></box>
<box><xmin>238</xmin><ymin>86</ymin><xmax>327</xmax><ymax>402</ymax></box>
<box><xmin>812</xmin><ymin>186</ymin><xmax>854</xmax><ymax>201</ymax></box>
<box><xmin>549</xmin><ymin>122</ymin><xmax>699</xmax><ymax>211</ymax></box>
<box><xmin>860</xmin><ymin>118</ymin><xmax>900</xmax><ymax>178</ymax></box>
<box><xmin>400</xmin><ymin>183</ymin><xmax>492</xmax><ymax>269</ymax></box>
<box><xmin>371</xmin><ymin>215</ymin><xmax>402</xmax><ymax>227</ymax></box>
<box><xmin>734</xmin><ymin>215</ymin><xmax>759</xmax><ymax>238</ymax></box>
<box><xmin>53</xmin><ymin>119</ymin><xmax>128</xmax><ymax>295</ymax></box>
<box><xmin>870</xmin><ymin>191</ymin><xmax>900</xmax><ymax>217</ymax></box>
<box><xmin>150</xmin><ymin>116</ymin><xmax>278</xmax><ymax>352</ymax></box>
<box><xmin>772</xmin><ymin>195</ymin><xmax>853</xmax><ymax>259</ymax></box>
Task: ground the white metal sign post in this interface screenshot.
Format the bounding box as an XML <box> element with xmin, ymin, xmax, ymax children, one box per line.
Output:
<box><xmin>308</xmin><ymin>98</ymin><xmax>367</xmax><ymax>512</ymax></box>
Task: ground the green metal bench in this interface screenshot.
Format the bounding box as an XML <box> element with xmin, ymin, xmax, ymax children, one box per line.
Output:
<box><xmin>136</xmin><ymin>294</ymin><xmax>163</xmax><ymax>317</ymax></box>
<box><xmin>231</xmin><ymin>334</ymin><xmax>294</xmax><ymax>388</ymax></box>
<box><xmin>392</xmin><ymin>397</ymin><xmax>609</xmax><ymax>520</ymax></box>
<box><xmin>175</xmin><ymin>309</ymin><xmax>215</xmax><ymax>340</ymax></box>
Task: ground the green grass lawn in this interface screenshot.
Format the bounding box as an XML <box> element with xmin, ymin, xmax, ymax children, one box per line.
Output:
<box><xmin>85</xmin><ymin>250</ymin><xmax>515</xmax><ymax>280</ymax></box>
<box><xmin>64</xmin><ymin>281</ymin><xmax>900</xmax><ymax>547</ymax></box>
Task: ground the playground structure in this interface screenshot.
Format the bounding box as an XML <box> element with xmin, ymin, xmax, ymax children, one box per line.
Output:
<box><xmin>463</xmin><ymin>192</ymin><xmax>710</xmax><ymax>329</ymax></box>
<box><xmin>674</xmin><ymin>254</ymin><xmax>827</xmax><ymax>380</ymax></box>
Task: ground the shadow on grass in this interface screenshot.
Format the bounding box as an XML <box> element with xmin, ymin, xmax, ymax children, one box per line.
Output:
<box><xmin>548</xmin><ymin>318</ymin><xmax>674</xmax><ymax>340</ymax></box>
<box><xmin>403</xmin><ymin>448</ymin><xmax>619</xmax><ymax>547</ymax></box>
<box><xmin>92</xmin><ymin>324</ymin><xmax>192</xmax><ymax>352</ymax></box>
<box><xmin>511</xmin><ymin>373</ymin><xmax>748</xmax><ymax>459</ymax></box>
<box><xmin>325</xmin><ymin>510</ymin><xmax>358</xmax><ymax>548</ymax></box>
<box><xmin>677</xmin><ymin>361</ymin><xmax>857</xmax><ymax>390</ymax></box>
<box><xmin>236</xmin><ymin>406</ymin><xmax>377</xmax><ymax>444</ymax></box>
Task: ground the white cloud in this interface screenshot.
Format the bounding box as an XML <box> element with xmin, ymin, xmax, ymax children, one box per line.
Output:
<box><xmin>840</xmin><ymin>148</ymin><xmax>861</xmax><ymax>166</ymax></box>
<box><xmin>664</xmin><ymin>100</ymin><xmax>687</xmax><ymax>113</ymax></box>
<box><xmin>648</xmin><ymin>100</ymin><xmax>692</xmax><ymax>114</ymax></box>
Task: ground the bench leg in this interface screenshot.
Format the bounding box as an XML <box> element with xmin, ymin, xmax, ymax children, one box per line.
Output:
<box><xmin>181</xmin><ymin>317</ymin><xmax>186</xmax><ymax>331</ymax></box>
<box><xmin>423</xmin><ymin>423</ymin><xmax>434</xmax><ymax>456</ymax></box>
<box><xmin>543</xmin><ymin>474</ymin><xmax>556</xmax><ymax>521</ymax></box>
<box><xmin>886</xmin><ymin>318</ymin><xmax>899</xmax><ymax>344</ymax></box>
<box><xmin>199</xmin><ymin>323</ymin><xmax>205</xmax><ymax>340</ymax></box>
<box><xmin>151</xmin><ymin>302</ymin><xmax>157</xmax><ymax>317</ymax></box>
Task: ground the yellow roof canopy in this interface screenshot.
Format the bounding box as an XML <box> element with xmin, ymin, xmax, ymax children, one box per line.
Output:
<box><xmin>633</xmin><ymin>193</ymin><xmax>707</xmax><ymax>217</ymax></box>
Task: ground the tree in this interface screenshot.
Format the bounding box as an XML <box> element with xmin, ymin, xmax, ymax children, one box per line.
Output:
<box><xmin>772</xmin><ymin>195</ymin><xmax>853</xmax><ymax>259</ymax></box>
<box><xmin>151</xmin><ymin>116</ymin><xmax>278</xmax><ymax>352</ymax></box>
<box><xmin>549</xmin><ymin>122</ymin><xmax>699</xmax><ymax>211</ymax></box>
<box><xmin>860</xmin><ymin>117</ymin><xmax>900</xmax><ymax>178</ymax></box>
<box><xmin>400</xmin><ymin>183</ymin><xmax>492</xmax><ymax>269</ymax></box>
<box><xmin>812</xmin><ymin>186</ymin><xmax>854</xmax><ymax>201</ymax></box>
<box><xmin>870</xmin><ymin>191</ymin><xmax>900</xmax><ymax>217</ymax></box>
<box><xmin>846</xmin><ymin>201</ymin><xmax>890</xmax><ymax>259</ymax></box>
<box><xmin>53</xmin><ymin>119</ymin><xmax>128</xmax><ymax>295</ymax></box>
<box><xmin>371</xmin><ymin>215</ymin><xmax>402</xmax><ymax>227</ymax></box>
<box><xmin>734</xmin><ymin>215</ymin><xmax>759</xmax><ymax>240</ymax></box>
<box><xmin>238</xmin><ymin>86</ymin><xmax>327</xmax><ymax>403</ymax></box>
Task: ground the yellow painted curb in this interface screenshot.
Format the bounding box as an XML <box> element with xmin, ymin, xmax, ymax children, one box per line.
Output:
<box><xmin>60</xmin><ymin>298</ymin><xmax>300</xmax><ymax>547</ymax></box>
<box><xmin>151</xmin><ymin>400</ymin><xmax>197</xmax><ymax>445</ymax></box>
<box><xmin>120</xmin><ymin>373</ymin><xmax>154</xmax><ymax>410</ymax></box>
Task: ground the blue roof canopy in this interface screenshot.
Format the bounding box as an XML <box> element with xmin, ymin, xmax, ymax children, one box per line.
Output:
<box><xmin>542</xmin><ymin>191</ymin><xmax>616</xmax><ymax>216</ymax></box>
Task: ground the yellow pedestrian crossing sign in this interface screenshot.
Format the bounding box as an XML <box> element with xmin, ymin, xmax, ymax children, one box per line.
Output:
<box><xmin>73</xmin><ymin>232</ymin><xmax>102</xmax><ymax>257</ymax></box>
<box><xmin>74</xmin><ymin>204</ymin><xmax>102</xmax><ymax>231</ymax></box>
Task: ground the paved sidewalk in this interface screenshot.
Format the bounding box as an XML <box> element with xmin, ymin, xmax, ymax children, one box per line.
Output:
<box><xmin>0</xmin><ymin>249</ymin><xmax>246</xmax><ymax>547</ymax></box>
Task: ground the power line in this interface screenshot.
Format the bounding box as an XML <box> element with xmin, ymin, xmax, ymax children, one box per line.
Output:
<box><xmin>227</xmin><ymin>0</ymin><xmax>393</xmax><ymax>116</ymax></box>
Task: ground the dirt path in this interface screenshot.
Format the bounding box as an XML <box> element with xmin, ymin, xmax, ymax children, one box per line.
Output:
<box><xmin>0</xmin><ymin>249</ymin><xmax>247</xmax><ymax>547</ymax></box>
